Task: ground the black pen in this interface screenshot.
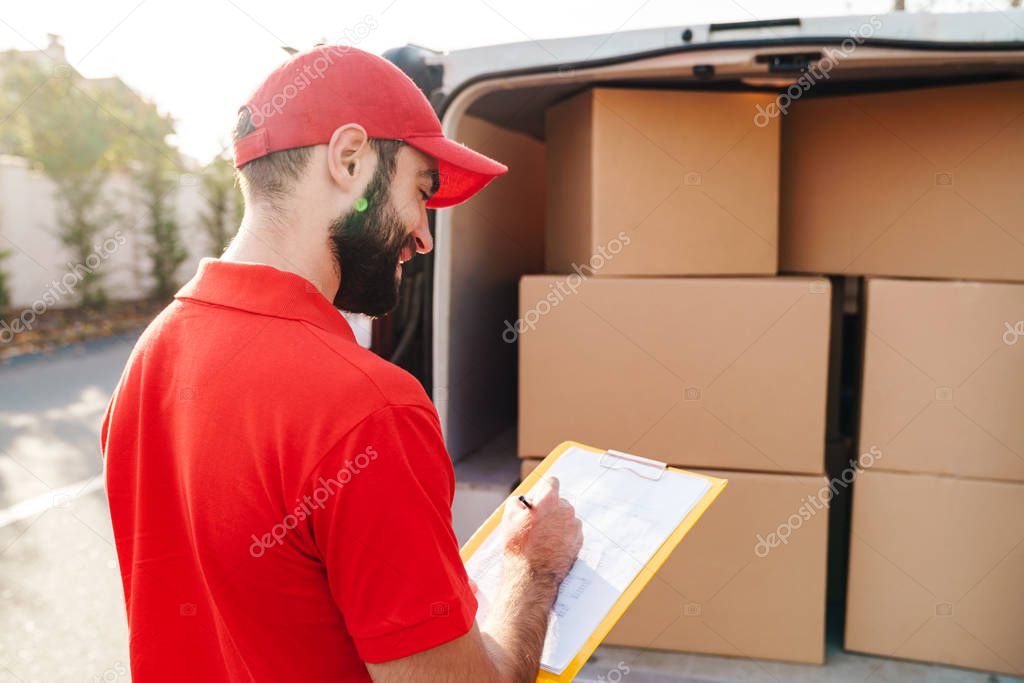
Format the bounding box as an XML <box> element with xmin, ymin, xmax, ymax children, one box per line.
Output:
<box><xmin>518</xmin><ymin>495</ymin><xmax>533</xmax><ymax>510</ymax></box>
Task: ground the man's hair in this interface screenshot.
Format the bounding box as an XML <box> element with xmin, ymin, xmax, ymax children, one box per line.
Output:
<box><xmin>233</xmin><ymin>106</ymin><xmax>404</xmax><ymax>206</ymax></box>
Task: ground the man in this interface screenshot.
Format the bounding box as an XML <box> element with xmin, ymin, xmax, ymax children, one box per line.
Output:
<box><xmin>102</xmin><ymin>45</ymin><xmax>582</xmax><ymax>682</ymax></box>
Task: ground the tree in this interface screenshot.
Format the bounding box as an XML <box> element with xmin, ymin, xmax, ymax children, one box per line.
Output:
<box><xmin>94</xmin><ymin>74</ymin><xmax>188</xmax><ymax>301</ymax></box>
<box><xmin>133</xmin><ymin>111</ymin><xmax>187</xmax><ymax>300</ymax></box>
<box><xmin>0</xmin><ymin>248</ymin><xmax>11</xmax><ymax>316</ymax></box>
<box><xmin>135</xmin><ymin>158</ymin><xmax>188</xmax><ymax>301</ymax></box>
<box><xmin>1</xmin><ymin>49</ymin><xmax>191</xmax><ymax>305</ymax></box>
<box><xmin>1</xmin><ymin>51</ymin><xmax>124</xmax><ymax>307</ymax></box>
<box><xmin>199</xmin><ymin>149</ymin><xmax>242</xmax><ymax>255</ymax></box>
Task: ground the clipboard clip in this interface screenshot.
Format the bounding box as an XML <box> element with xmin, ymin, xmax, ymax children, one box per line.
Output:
<box><xmin>599</xmin><ymin>449</ymin><xmax>667</xmax><ymax>481</ymax></box>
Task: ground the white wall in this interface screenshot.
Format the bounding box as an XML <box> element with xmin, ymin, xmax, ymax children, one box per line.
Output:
<box><xmin>0</xmin><ymin>156</ymin><xmax>229</xmax><ymax>310</ymax></box>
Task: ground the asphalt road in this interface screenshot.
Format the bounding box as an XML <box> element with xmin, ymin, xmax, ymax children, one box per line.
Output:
<box><xmin>0</xmin><ymin>335</ymin><xmax>138</xmax><ymax>683</ymax></box>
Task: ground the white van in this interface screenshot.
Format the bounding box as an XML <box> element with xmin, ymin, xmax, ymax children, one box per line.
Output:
<box><xmin>380</xmin><ymin>10</ymin><xmax>1024</xmax><ymax>463</ymax></box>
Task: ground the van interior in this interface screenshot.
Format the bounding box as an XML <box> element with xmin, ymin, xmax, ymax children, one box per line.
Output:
<box><xmin>428</xmin><ymin>41</ymin><xmax>1024</xmax><ymax>631</ymax></box>
<box><xmin>433</xmin><ymin>42</ymin><xmax>1024</xmax><ymax>466</ymax></box>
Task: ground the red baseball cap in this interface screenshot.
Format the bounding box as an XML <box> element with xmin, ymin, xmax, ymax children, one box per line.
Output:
<box><xmin>233</xmin><ymin>45</ymin><xmax>508</xmax><ymax>208</ymax></box>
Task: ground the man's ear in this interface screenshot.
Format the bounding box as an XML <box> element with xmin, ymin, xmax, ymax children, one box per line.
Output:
<box><xmin>326</xmin><ymin>124</ymin><xmax>371</xmax><ymax>192</ymax></box>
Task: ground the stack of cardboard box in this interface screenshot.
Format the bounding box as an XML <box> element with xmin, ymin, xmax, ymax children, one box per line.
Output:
<box><xmin>517</xmin><ymin>88</ymin><xmax>833</xmax><ymax>664</ymax></box>
<box><xmin>781</xmin><ymin>81</ymin><xmax>1024</xmax><ymax>676</ymax></box>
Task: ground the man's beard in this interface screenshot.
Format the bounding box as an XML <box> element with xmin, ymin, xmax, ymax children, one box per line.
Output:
<box><xmin>328</xmin><ymin>167</ymin><xmax>417</xmax><ymax>318</ymax></box>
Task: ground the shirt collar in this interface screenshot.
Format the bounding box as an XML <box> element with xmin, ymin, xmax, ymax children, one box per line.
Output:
<box><xmin>175</xmin><ymin>258</ymin><xmax>356</xmax><ymax>342</ymax></box>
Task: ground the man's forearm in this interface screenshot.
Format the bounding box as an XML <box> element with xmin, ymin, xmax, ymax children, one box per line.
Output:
<box><xmin>479</xmin><ymin>555</ymin><xmax>560</xmax><ymax>683</ymax></box>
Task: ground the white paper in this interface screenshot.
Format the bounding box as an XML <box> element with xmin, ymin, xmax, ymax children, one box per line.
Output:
<box><xmin>465</xmin><ymin>446</ymin><xmax>711</xmax><ymax>674</ymax></box>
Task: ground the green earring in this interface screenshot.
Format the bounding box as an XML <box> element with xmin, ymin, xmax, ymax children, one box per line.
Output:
<box><xmin>354</xmin><ymin>197</ymin><xmax>368</xmax><ymax>212</ymax></box>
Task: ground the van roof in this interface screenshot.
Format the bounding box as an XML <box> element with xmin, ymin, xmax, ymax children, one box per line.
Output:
<box><xmin>402</xmin><ymin>10</ymin><xmax>1024</xmax><ymax>97</ymax></box>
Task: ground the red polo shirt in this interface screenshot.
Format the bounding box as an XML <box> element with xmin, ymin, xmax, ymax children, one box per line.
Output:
<box><xmin>101</xmin><ymin>258</ymin><xmax>476</xmax><ymax>682</ymax></box>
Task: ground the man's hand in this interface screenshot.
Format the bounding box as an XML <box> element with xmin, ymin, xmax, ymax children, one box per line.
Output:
<box><xmin>471</xmin><ymin>477</ymin><xmax>582</xmax><ymax>682</ymax></box>
<box><xmin>500</xmin><ymin>477</ymin><xmax>583</xmax><ymax>585</ymax></box>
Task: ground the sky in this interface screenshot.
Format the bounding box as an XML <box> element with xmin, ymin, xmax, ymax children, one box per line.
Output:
<box><xmin>0</xmin><ymin>0</ymin><xmax>1000</xmax><ymax>164</ymax></box>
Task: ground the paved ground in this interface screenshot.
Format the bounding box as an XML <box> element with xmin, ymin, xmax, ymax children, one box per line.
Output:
<box><xmin>1</xmin><ymin>336</ymin><xmax>1021</xmax><ymax>682</ymax></box>
<box><xmin>0</xmin><ymin>335</ymin><xmax>137</xmax><ymax>683</ymax></box>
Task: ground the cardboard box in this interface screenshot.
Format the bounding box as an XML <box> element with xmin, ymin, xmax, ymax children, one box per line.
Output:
<box><xmin>517</xmin><ymin>276</ymin><xmax>831</xmax><ymax>474</ymax></box>
<box><xmin>520</xmin><ymin>458</ymin><xmax>541</xmax><ymax>481</ymax></box>
<box><xmin>860</xmin><ymin>279</ymin><xmax>1024</xmax><ymax>482</ymax></box>
<box><xmin>606</xmin><ymin>470</ymin><xmax>829</xmax><ymax>664</ymax></box>
<box><xmin>546</xmin><ymin>88</ymin><xmax>779</xmax><ymax>277</ymax></box>
<box><xmin>780</xmin><ymin>81</ymin><xmax>1024</xmax><ymax>281</ymax></box>
<box><xmin>846</xmin><ymin>470</ymin><xmax>1024</xmax><ymax>675</ymax></box>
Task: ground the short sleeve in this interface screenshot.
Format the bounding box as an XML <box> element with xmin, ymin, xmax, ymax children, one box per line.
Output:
<box><xmin>308</xmin><ymin>404</ymin><xmax>477</xmax><ymax>663</ymax></box>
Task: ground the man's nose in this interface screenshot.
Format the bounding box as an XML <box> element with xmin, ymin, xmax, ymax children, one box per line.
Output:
<box><xmin>412</xmin><ymin>213</ymin><xmax>433</xmax><ymax>254</ymax></box>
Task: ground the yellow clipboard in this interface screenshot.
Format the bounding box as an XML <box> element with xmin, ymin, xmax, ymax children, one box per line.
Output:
<box><xmin>459</xmin><ymin>441</ymin><xmax>728</xmax><ymax>682</ymax></box>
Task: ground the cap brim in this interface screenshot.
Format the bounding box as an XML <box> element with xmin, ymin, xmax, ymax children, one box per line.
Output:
<box><xmin>403</xmin><ymin>135</ymin><xmax>509</xmax><ymax>209</ymax></box>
